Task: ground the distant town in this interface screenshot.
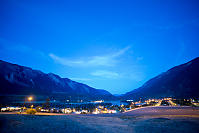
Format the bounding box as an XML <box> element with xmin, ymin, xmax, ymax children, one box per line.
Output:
<box><xmin>1</xmin><ymin>96</ymin><xmax>199</xmax><ymax>115</ymax></box>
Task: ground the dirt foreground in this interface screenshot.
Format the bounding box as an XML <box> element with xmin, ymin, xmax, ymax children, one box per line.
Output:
<box><xmin>0</xmin><ymin>106</ymin><xmax>199</xmax><ymax>133</ymax></box>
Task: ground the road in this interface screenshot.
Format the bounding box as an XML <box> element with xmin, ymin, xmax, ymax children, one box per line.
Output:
<box><xmin>0</xmin><ymin>111</ymin><xmax>70</xmax><ymax>115</ymax></box>
<box><xmin>155</xmin><ymin>100</ymin><xmax>162</xmax><ymax>106</ymax></box>
<box><xmin>168</xmin><ymin>100</ymin><xmax>177</xmax><ymax>106</ymax></box>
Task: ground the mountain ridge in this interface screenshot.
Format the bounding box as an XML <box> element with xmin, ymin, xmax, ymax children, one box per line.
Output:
<box><xmin>123</xmin><ymin>57</ymin><xmax>199</xmax><ymax>100</ymax></box>
<box><xmin>0</xmin><ymin>60</ymin><xmax>115</xmax><ymax>102</ymax></box>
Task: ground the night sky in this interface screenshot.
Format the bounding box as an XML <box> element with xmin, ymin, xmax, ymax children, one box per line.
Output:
<box><xmin>0</xmin><ymin>0</ymin><xmax>199</xmax><ymax>94</ymax></box>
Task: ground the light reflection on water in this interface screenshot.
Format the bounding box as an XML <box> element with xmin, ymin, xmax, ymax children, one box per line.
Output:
<box><xmin>14</xmin><ymin>100</ymin><xmax>128</xmax><ymax>106</ymax></box>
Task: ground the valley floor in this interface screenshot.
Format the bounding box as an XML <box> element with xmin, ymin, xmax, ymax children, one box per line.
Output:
<box><xmin>0</xmin><ymin>106</ymin><xmax>199</xmax><ymax>133</ymax></box>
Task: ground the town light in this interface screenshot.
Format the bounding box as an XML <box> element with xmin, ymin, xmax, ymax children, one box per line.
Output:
<box><xmin>28</xmin><ymin>96</ymin><xmax>33</xmax><ymax>101</ymax></box>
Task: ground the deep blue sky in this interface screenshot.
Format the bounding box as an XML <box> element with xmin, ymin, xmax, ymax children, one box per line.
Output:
<box><xmin>0</xmin><ymin>0</ymin><xmax>199</xmax><ymax>94</ymax></box>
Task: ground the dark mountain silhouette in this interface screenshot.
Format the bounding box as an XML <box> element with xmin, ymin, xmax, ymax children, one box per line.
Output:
<box><xmin>123</xmin><ymin>57</ymin><xmax>199</xmax><ymax>100</ymax></box>
<box><xmin>0</xmin><ymin>60</ymin><xmax>115</xmax><ymax>102</ymax></box>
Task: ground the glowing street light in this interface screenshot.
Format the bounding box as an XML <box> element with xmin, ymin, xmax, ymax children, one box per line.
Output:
<box><xmin>28</xmin><ymin>96</ymin><xmax>33</xmax><ymax>101</ymax></box>
<box><xmin>28</xmin><ymin>96</ymin><xmax>33</xmax><ymax>109</ymax></box>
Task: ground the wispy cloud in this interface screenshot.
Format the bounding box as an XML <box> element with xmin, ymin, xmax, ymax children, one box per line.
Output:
<box><xmin>70</xmin><ymin>78</ymin><xmax>91</xmax><ymax>81</ymax></box>
<box><xmin>49</xmin><ymin>46</ymin><xmax>131</xmax><ymax>67</ymax></box>
<box><xmin>90</xmin><ymin>70</ymin><xmax>119</xmax><ymax>79</ymax></box>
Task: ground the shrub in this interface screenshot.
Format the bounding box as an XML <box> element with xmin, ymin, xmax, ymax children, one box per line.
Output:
<box><xmin>36</xmin><ymin>106</ymin><xmax>42</xmax><ymax>112</ymax></box>
<box><xmin>26</xmin><ymin>109</ymin><xmax>37</xmax><ymax>115</ymax></box>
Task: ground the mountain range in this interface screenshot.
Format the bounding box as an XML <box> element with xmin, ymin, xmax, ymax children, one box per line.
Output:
<box><xmin>0</xmin><ymin>60</ymin><xmax>115</xmax><ymax>103</ymax></box>
<box><xmin>123</xmin><ymin>57</ymin><xmax>199</xmax><ymax>100</ymax></box>
<box><xmin>0</xmin><ymin>57</ymin><xmax>199</xmax><ymax>103</ymax></box>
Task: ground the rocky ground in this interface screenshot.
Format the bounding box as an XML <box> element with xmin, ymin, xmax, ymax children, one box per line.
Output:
<box><xmin>0</xmin><ymin>106</ymin><xmax>199</xmax><ymax>133</ymax></box>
